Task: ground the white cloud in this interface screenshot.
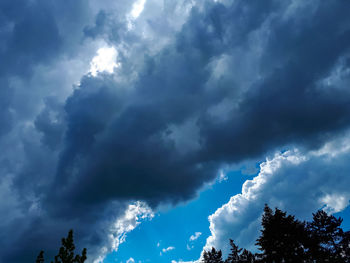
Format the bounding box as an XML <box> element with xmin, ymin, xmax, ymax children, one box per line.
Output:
<box><xmin>162</xmin><ymin>246</ymin><xmax>175</xmax><ymax>253</ymax></box>
<box><xmin>199</xmin><ymin>133</ymin><xmax>350</xmax><ymax>258</ymax></box>
<box><xmin>94</xmin><ymin>201</ymin><xmax>154</xmax><ymax>263</ymax></box>
<box><xmin>130</xmin><ymin>0</ymin><xmax>146</xmax><ymax>19</ymax></box>
<box><xmin>218</xmin><ymin>170</ymin><xmax>228</xmax><ymax>182</ymax></box>
<box><xmin>89</xmin><ymin>46</ymin><xmax>119</xmax><ymax>77</ymax></box>
<box><xmin>189</xmin><ymin>232</ymin><xmax>202</xmax><ymax>241</ymax></box>
<box><xmin>126</xmin><ymin>0</ymin><xmax>147</xmax><ymax>30</ymax></box>
<box><xmin>187</xmin><ymin>231</ymin><xmax>202</xmax><ymax>250</ymax></box>
<box><xmin>321</xmin><ymin>193</ymin><xmax>350</xmax><ymax>214</ymax></box>
<box><xmin>187</xmin><ymin>244</ymin><xmax>193</xmax><ymax>251</ymax></box>
<box><xmin>171</xmin><ymin>260</ymin><xmax>198</xmax><ymax>263</ymax></box>
<box><xmin>110</xmin><ymin>201</ymin><xmax>154</xmax><ymax>250</ymax></box>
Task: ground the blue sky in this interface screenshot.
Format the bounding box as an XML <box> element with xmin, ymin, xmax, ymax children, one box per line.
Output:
<box><xmin>105</xmin><ymin>157</ymin><xmax>350</xmax><ymax>263</ymax></box>
<box><xmin>1</xmin><ymin>0</ymin><xmax>350</xmax><ymax>262</ymax></box>
<box><xmin>104</xmin><ymin>170</ymin><xmax>255</xmax><ymax>263</ymax></box>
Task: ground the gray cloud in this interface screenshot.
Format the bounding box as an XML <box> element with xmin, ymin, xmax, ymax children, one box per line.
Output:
<box><xmin>1</xmin><ymin>0</ymin><xmax>350</xmax><ymax>262</ymax></box>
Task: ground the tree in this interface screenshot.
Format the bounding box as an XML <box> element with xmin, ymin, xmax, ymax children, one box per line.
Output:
<box><xmin>307</xmin><ymin>210</ymin><xmax>345</xmax><ymax>262</ymax></box>
<box><xmin>239</xmin><ymin>249</ymin><xmax>255</xmax><ymax>263</ymax></box>
<box><xmin>339</xmin><ymin>230</ymin><xmax>350</xmax><ymax>261</ymax></box>
<box><xmin>225</xmin><ymin>239</ymin><xmax>242</xmax><ymax>263</ymax></box>
<box><xmin>35</xmin><ymin>230</ymin><xmax>87</xmax><ymax>263</ymax></box>
<box><xmin>202</xmin><ymin>205</ymin><xmax>350</xmax><ymax>263</ymax></box>
<box><xmin>36</xmin><ymin>251</ymin><xmax>44</xmax><ymax>263</ymax></box>
<box><xmin>203</xmin><ymin>247</ymin><xmax>224</xmax><ymax>263</ymax></box>
<box><xmin>256</xmin><ymin>204</ymin><xmax>308</xmax><ymax>262</ymax></box>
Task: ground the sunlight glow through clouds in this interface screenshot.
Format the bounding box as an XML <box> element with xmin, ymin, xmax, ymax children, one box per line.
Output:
<box><xmin>89</xmin><ymin>46</ymin><xmax>119</xmax><ymax>77</ymax></box>
<box><xmin>127</xmin><ymin>0</ymin><xmax>147</xmax><ymax>30</ymax></box>
<box><xmin>130</xmin><ymin>0</ymin><xmax>146</xmax><ymax>19</ymax></box>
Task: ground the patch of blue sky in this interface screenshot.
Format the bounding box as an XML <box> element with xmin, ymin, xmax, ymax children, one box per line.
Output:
<box><xmin>335</xmin><ymin>205</ymin><xmax>350</xmax><ymax>231</ymax></box>
<box><xmin>104</xmin><ymin>168</ymin><xmax>257</xmax><ymax>263</ymax></box>
<box><xmin>103</xmin><ymin>158</ymin><xmax>350</xmax><ymax>263</ymax></box>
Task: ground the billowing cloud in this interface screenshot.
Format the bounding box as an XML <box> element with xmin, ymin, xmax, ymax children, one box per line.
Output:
<box><xmin>94</xmin><ymin>201</ymin><xmax>154</xmax><ymax>263</ymax></box>
<box><xmin>1</xmin><ymin>0</ymin><xmax>350</xmax><ymax>262</ymax></box>
<box><xmin>203</xmin><ymin>132</ymin><xmax>350</xmax><ymax>257</ymax></box>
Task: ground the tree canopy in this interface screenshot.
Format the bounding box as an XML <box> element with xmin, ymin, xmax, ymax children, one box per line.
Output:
<box><xmin>35</xmin><ymin>230</ymin><xmax>87</xmax><ymax>263</ymax></box>
<box><xmin>202</xmin><ymin>205</ymin><xmax>350</xmax><ymax>263</ymax></box>
<box><xmin>36</xmin><ymin>206</ymin><xmax>350</xmax><ymax>263</ymax></box>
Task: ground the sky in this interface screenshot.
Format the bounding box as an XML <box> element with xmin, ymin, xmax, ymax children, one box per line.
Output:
<box><xmin>1</xmin><ymin>0</ymin><xmax>350</xmax><ymax>262</ymax></box>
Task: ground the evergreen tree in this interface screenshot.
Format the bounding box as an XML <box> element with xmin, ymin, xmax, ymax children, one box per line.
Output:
<box><xmin>225</xmin><ymin>239</ymin><xmax>242</xmax><ymax>263</ymax></box>
<box><xmin>203</xmin><ymin>247</ymin><xmax>224</xmax><ymax>263</ymax></box>
<box><xmin>52</xmin><ymin>230</ymin><xmax>87</xmax><ymax>263</ymax></box>
<box><xmin>35</xmin><ymin>230</ymin><xmax>87</xmax><ymax>263</ymax></box>
<box><xmin>339</xmin><ymin>230</ymin><xmax>350</xmax><ymax>261</ymax></box>
<box><xmin>256</xmin><ymin>204</ymin><xmax>308</xmax><ymax>262</ymax></box>
<box><xmin>36</xmin><ymin>251</ymin><xmax>44</xmax><ymax>263</ymax></box>
<box><xmin>239</xmin><ymin>249</ymin><xmax>255</xmax><ymax>263</ymax></box>
<box><xmin>307</xmin><ymin>210</ymin><xmax>345</xmax><ymax>262</ymax></box>
<box><xmin>203</xmin><ymin>206</ymin><xmax>350</xmax><ymax>263</ymax></box>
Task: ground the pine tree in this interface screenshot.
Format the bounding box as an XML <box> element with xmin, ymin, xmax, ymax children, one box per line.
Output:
<box><xmin>202</xmin><ymin>205</ymin><xmax>350</xmax><ymax>263</ymax></box>
<box><xmin>256</xmin><ymin>204</ymin><xmax>308</xmax><ymax>262</ymax></box>
<box><xmin>339</xmin><ymin>230</ymin><xmax>350</xmax><ymax>261</ymax></box>
<box><xmin>239</xmin><ymin>249</ymin><xmax>255</xmax><ymax>263</ymax></box>
<box><xmin>307</xmin><ymin>210</ymin><xmax>345</xmax><ymax>262</ymax></box>
<box><xmin>52</xmin><ymin>230</ymin><xmax>87</xmax><ymax>263</ymax></box>
<box><xmin>35</xmin><ymin>230</ymin><xmax>87</xmax><ymax>263</ymax></box>
<box><xmin>203</xmin><ymin>247</ymin><xmax>224</xmax><ymax>263</ymax></box>
<box><xmin>225</xmin><ymin>239</ymin><xmax>242</xmax><ymax>263</ymax></box>
<box><xmin>36</xmin><ymin>251</ymin><xmax>44</xmax><ymax>263</ymax></box>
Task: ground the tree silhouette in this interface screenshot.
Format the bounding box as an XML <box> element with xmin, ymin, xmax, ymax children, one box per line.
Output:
<box><xmin>239</xmin><ymin>249</ymin><xmax>255</xmax><ymax>263</ymax></box>
<box><xmin>307</xmin><ymin>210</ymin><xmax>346</xmax><ymax>262</ymax></box>
<box><xmin>256</xmin><ymin>204</ymin><xmax>308</xmax><ymax>262</ymax></box>
<box><xmin>35</xmin><ymin>230</ymin><xmax>87</xmax><ymax>263</ymax></box>
<box><xmin>339</xmin><ymin>230</ymin><xmax>350</xmax><ymax>261</ymax></box>
<box><xmin>36</xmin><ymin>251</ymin><xmax>44</xmax><ymax>263</ymax></box>
<box><xmin>203</xmin><ymin>247</ymin><xmax>224</xmax><ymax>263</ymax></box>
<box><xmin>201</xmin><ymin>205</ymin><xmax>350</xmax><ymax>263</ymax></box>
<box><xmin>34</xmin><ymin>207</ymin><xmax>350</xmax><ymax>263</ymax></box>
<box><xmin>225</xmin><ymin>239</ymin><xmax>242</xmax><ymax>263</ymax></box>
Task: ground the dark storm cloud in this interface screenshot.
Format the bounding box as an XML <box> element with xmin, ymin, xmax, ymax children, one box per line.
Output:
<box><xmin>84</xmin><ymin>11</ymin><xmax>109</xmax><ymax>39</ymax></box>
<box><xmin>2</xmin><ymin>0</ymin><xmax>350</xmax><ymax>262</ymax></box>
<box><xmin>53</xmin><ymin>0</ymin><xmax>350</xmax><ymax>209</ymax></box>
<box><xmin>0</xmin><ymin>0</ymin><xmax>62</xmax><ymax>77</ymax></box>
<box><xmin>0</xmin><ymin>0</ymin><xmax>63</xmax><ymax>140</ymax></box>
<box><xmin>0</xmin><ymin>0</ymin><xmax>97</xmax><ymax>262</ymax></box>
<box><xmin>35</xmin><ymin>97</ymin><xmax>66</xmax><ymax>150</ymax></box>
<box><xmin>199</xmin><ymin>0</ymin><xmax>350</xmax><ymax>162</ymax></box>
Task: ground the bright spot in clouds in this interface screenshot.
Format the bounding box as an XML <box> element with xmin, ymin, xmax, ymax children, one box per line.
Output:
<box><xmin>89</xmin><ymin>46</ymin><xmax>119</xmax><ymax>77</ymax></box>
<box><xmin>130</xmin><ymin>0</ymin><xmax>146</xmax><ymax>19</ymax></box>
